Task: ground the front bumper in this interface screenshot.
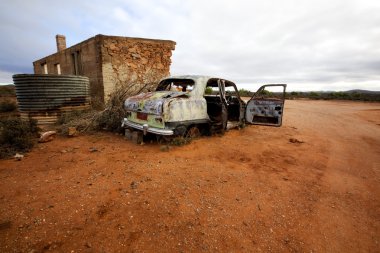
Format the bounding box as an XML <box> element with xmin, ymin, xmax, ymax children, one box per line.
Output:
<box><xmin>122</xmin><ymin>118</ymin><xmax>174</xmax><ymax>136</ymax></box>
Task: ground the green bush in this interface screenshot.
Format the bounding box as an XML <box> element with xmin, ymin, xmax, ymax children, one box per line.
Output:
<box><xmin>290</xmin><ymin>91</ymin><xmax>299</xmax><ymax>96</ymax></box>
<box><xmin>238</xmin><ymin>89</ymin><xmax>252</xmax><ymax>97</ymax></box>
<box><xmin>0</xmin><ymin>117</ymin><xmax>39</xmax><ymax>158</ymax></box>
<box><xmin>205</xmin><ymin>87</ymin><xmax>213</xmax><ymax>95</ymax></box>
<box><xmin>309</xmin><ymin>91</ymin><xmax>320</xmax><ymax>99</ymax></box>
<box><xmin>285</xmin><ymin>90</ymin><xmax>380</xmax><ymax>101</ymax></box>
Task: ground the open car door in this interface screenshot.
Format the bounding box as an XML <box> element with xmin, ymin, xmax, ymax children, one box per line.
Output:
<box><xmin>245</xmin><ymin>84</ymin><xmax>287</xmax><ymax>126</ymax></box>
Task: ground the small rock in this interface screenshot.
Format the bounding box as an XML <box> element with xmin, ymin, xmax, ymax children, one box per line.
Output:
<box><xmin>14</xmin><ymin>153</ymin><xmax>24</xmax><ymax>161</ymax></box>
<box><xmin>160</xmin><ymin>145</ymin><xmax>170</xmax><ymax>152</ymax></box>
<box><xmin>289</xmin><ymin>138</ymin><xmax>304</xmax><ymax>144</ymax></box>
<box><xmin>39</xmin><ymin>131</ymin><xmax>56</xmax><ymax>143</ymax></box>
<box><xmin>84</xmin><ymin>242</ymin><xmax>92</xmax><ymax>248</ymax></box>
<box><xmin>0</xmin><ymin>220</ymin><xmax>11</xmax><ymax>230</ymax></box>
<box><xmin>68</xmin><ymin>127</ymin><xmax>77</xmax><ymax>137</ymax></box>
<box><xmin>130</xmin><ymin>181</ymin><xmax>138</xmax><ymax>189</ymax></box>
<box><xmin>89</xmin><ymin>147</ymin><xmax>98</xmax><ymax>152</ymax></box>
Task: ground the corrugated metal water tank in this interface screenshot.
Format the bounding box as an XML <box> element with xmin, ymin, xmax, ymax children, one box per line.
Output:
<box><xmin>13</xmin><ymin>74</ymin><xmax>91</xmax><ymax>124</ymax></box>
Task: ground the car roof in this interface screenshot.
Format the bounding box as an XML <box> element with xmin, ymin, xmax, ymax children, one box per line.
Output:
<box><xmin>162</xmin><ymin>75</ymin><xmax>237</xmax><ymax>85</ymax></box>
<box><xmin>162</xmin><ymin>75</ymin><xmax>214</xmax><ymax>82</ymax></box>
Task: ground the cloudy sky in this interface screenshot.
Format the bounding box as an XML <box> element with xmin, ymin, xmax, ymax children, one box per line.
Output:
<box><xmin>0</xmin><ymin>0</ymin><xmax>379</xmax><ymax>91</ymax></box>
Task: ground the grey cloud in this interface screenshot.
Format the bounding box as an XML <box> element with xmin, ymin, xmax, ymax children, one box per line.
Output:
<box><xmin>0</xmin><ymin>0</ymin><xmax>379</xmax><ymax>90</ymax></box>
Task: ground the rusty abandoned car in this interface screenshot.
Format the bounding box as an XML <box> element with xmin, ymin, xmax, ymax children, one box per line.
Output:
<box><xmin>122</xmin><ymin>75</ymin><xmax>286</xmax><ymax>139</ymax></box>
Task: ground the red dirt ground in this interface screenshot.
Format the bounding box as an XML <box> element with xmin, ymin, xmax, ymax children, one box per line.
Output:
<box><xmin>0</xmin><ymin>100</ymin><xmax>379</xmax><ymax>252</ymax></box>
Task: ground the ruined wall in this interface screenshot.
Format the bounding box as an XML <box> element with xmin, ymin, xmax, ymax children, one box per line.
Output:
<box><xmin>33</xmin><ymin>37</ymin><xmax>104</xmax><ymax>104</ymax></box>
<box><xmin>100</xmin><ymin>36</ymin><xmax>176</xmax><ymax>101</ymax></box>
<box><xmin>33</xmin><ymin>34</ymin><xmax>176</xmax><ymax>105</ymax></box>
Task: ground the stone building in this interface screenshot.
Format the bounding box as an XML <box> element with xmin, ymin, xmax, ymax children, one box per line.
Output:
<box><xmin>33</xmin><ymin>34</ymin><xmax>176</xmax><ymax>104</ymax></box>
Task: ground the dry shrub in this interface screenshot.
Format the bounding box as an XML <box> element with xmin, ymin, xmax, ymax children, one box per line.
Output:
<box><xmin>0</xmin><ymin>99</ymin><xmax>17</xmax><ymax>113</ymax></box>
<box><xmin>0</xmin><ymin>117</ymin><xmax>40</xmax><ymax>158</ymax></box>
<box><xmin>95</xmin><ymin>75</ymin><xmax>158</xmax><ymax>132</ymax></box>
<box><xmin>57</xmin><ymin>110</ymin><xmax>99</xmax><ymax>135</ymax></box>
<box><xmin>57</xmin><ymin>75</ymin><xmax>159</xmax><ymax>134</ymax></box>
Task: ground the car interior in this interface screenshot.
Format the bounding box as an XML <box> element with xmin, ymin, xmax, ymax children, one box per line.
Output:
<box><xmin>204</xmin><ymin>78</ymin><xmax>242</xmax><ymax>124</ymax></box>
<box><xmin>155</xmin><ymin>79</ymin><xmax>195</xmax><ymax>92</ymax></box>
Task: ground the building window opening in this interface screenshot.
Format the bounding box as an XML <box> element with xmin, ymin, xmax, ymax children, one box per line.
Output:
<box><xmin>54</xmin><ymin>63</ymin><xmax>61</xmax><ymax>75</ymax></box>
<box><xmin>71</xmin><ymin>51</ymin><xmax>82</xmax><ymax>75</ymax></box>
<box><xmin>41</xmin><ymin>63</ymin><xmax>48</xmax><ymax>74</ymax></box>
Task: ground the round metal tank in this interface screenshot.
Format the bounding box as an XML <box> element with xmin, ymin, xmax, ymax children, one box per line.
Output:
<box><xmin>13</xmin><ymin>74</ymin><xmax>91</xmax><ymax>125</ymax></box>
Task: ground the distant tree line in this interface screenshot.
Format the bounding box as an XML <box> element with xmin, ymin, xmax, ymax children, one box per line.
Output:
<box><xmin>285</xmin><ymin>91</ymin><xmax>380</xmax><ymax>102</ymax></box>
<box><xmin>237</xmin><ymin>89</ymin><xmax>380</xmax><ymax>102</ymax></box>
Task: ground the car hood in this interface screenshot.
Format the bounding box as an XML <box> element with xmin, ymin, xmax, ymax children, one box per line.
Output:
<box><xmin>124</xmin><ymin>91</ymin><xmax>188</xmax><ymax>115</ymax></box>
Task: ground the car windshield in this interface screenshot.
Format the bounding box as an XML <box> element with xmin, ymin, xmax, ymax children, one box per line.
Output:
<box><xmin>156</xmin><ymin>79</ymin><xmax>195</xmax><ymax>92</ymax></box>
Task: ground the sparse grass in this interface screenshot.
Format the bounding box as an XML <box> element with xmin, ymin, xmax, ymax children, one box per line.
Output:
<box><xmin>170</xmin><ymin>136</ymin><xmax>192</xmax><ymax>146</ymax></box>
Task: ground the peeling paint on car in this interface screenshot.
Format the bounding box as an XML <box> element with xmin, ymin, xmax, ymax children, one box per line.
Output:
<box><xmin>124</xmin><ymin>91</ymin><xmax>188</xmax><ymax>115</ymax></box>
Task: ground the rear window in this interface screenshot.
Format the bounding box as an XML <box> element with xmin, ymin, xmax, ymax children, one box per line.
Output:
<box><xmin>156</xmin><ymin>79</ymin><xmax>195</xmax><ymax>92</ymax></box>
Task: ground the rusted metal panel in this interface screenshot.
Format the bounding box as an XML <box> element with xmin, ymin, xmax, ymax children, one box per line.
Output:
<box><xmin>245</xmin><ymin>84</ymin><xmax>286</xmax><ymax>126</ymax></box>
<box><xmin>245</xmin><ymin>100</ymin><xmax>284</xmax><ymax>124</ymax></box>
<box><xmin>13</xmin><ymin>74</ymin><xmax>90</xmax><ymax>125</ymax></box>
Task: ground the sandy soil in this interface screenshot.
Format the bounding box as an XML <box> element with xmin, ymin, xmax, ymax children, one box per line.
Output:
<box><xmin>0</xmin><ymin>100</ymin><xmax>379</xmax><ymax>252</ymax></box>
